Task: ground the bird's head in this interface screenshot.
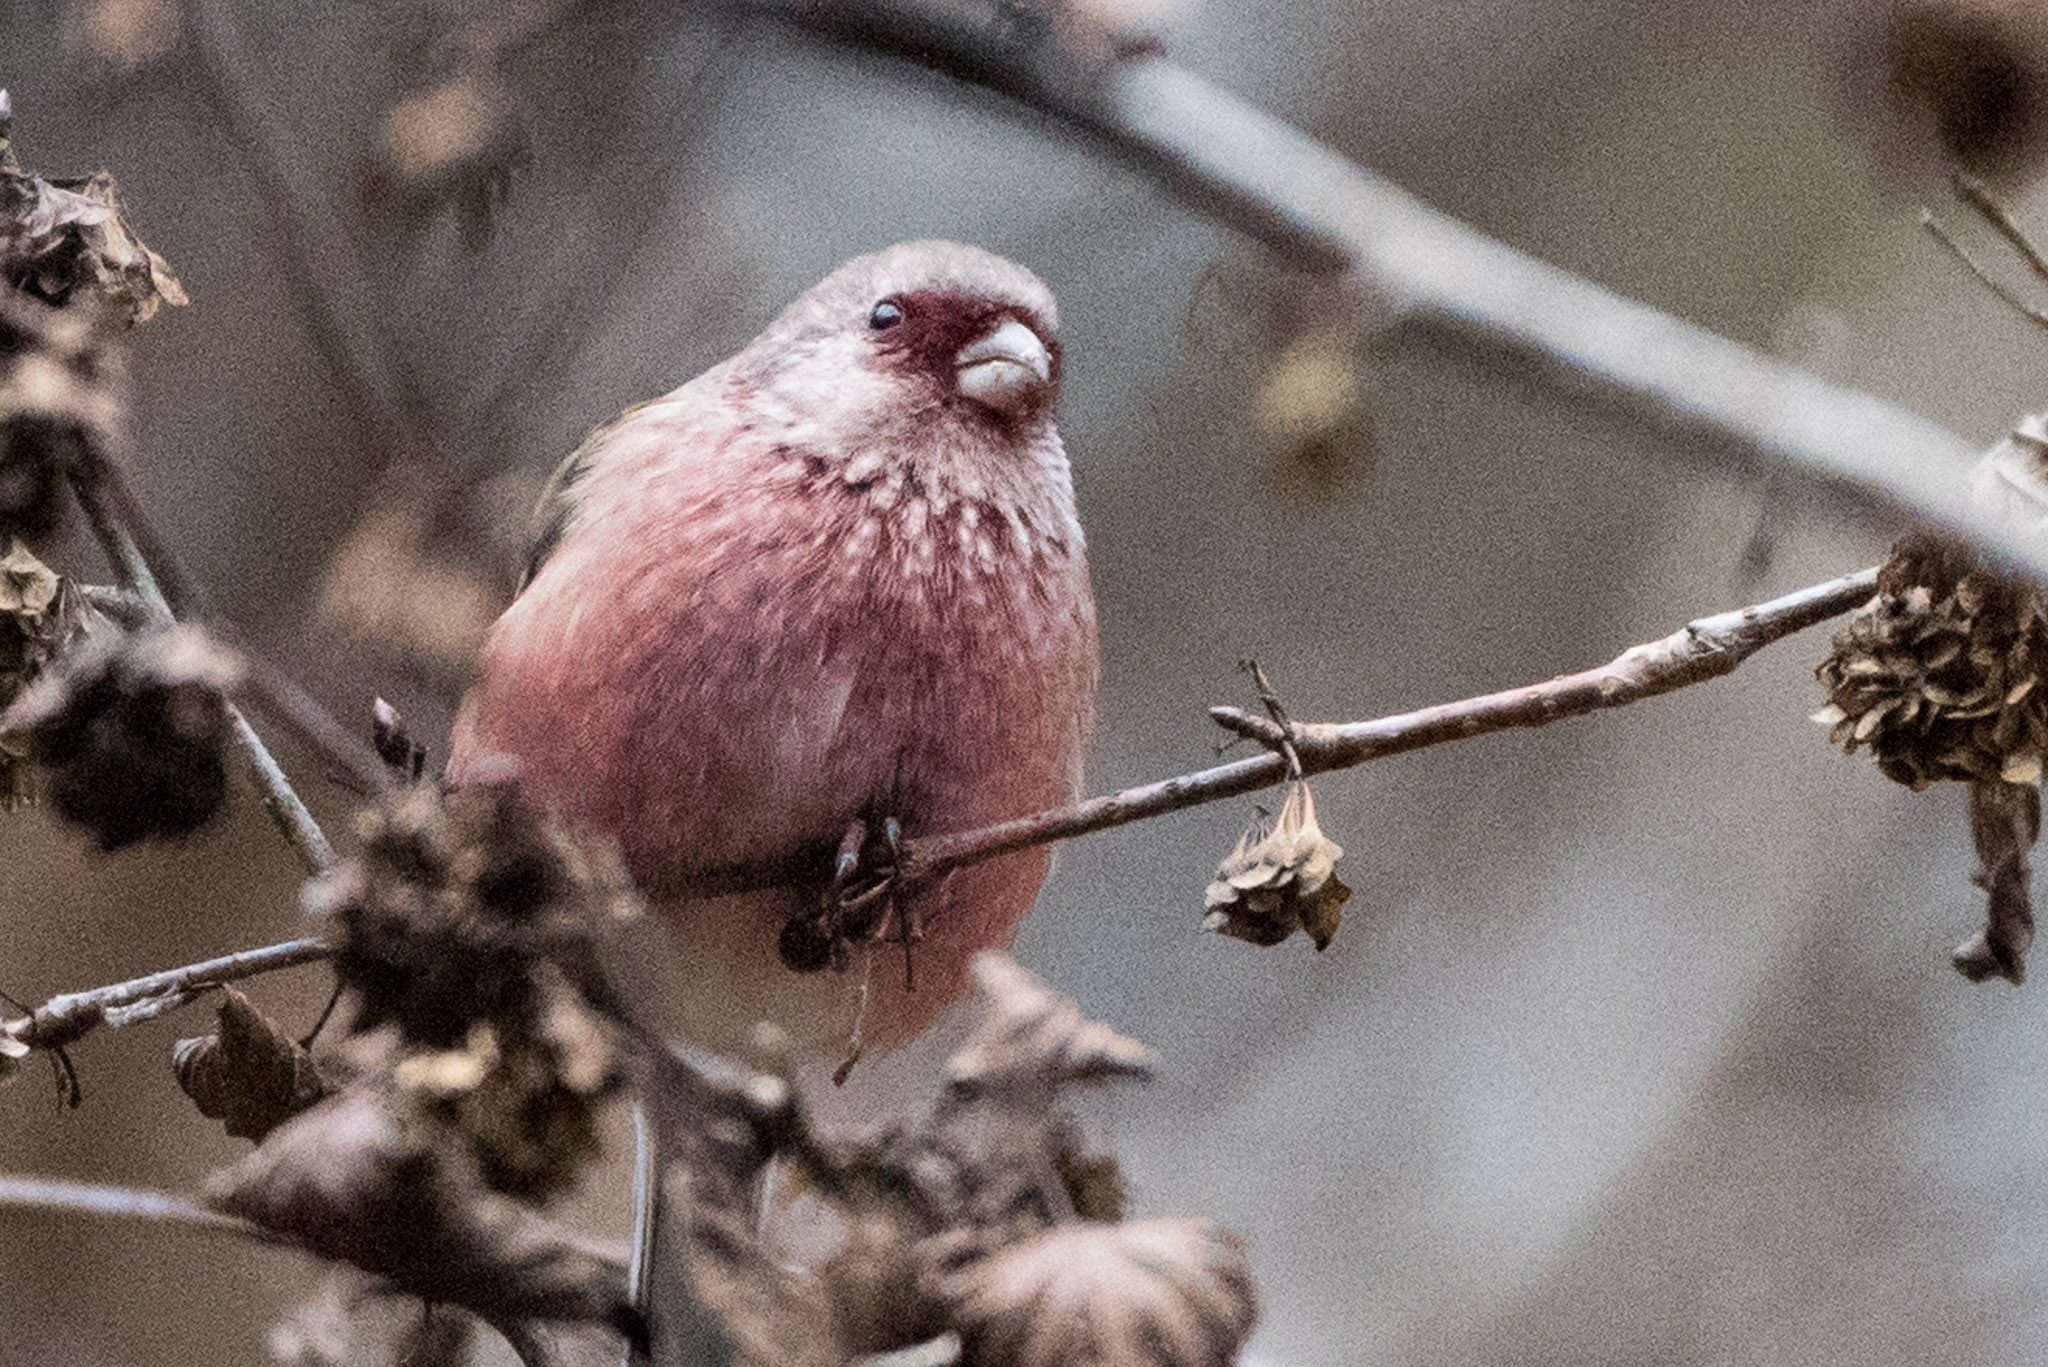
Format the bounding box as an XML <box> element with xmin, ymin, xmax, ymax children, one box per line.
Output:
<box><xmin>738</xmin><ymin>241</ymin><xmax>1064</xmax><ymax>445</ymax></box>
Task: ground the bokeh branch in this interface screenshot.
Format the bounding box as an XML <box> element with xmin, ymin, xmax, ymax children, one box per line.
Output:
<box><xmin>0</xmin><ymin>1172</ymin><xmax>277</xmax><ymax>1244</ymax></box>
<box><xmin>749</xmin><ymin>0</ymin><xmax>2034</xmax><ymax>573</ymax></box>
<box><xmin>67</xmin><ymin>457</ymin><xmax>340</xmax><ymax>873</ymax></box>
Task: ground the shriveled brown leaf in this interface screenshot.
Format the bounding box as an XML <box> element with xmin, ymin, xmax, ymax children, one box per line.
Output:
<box><xmin>206</xmin><ymin>1084</ymin><xmax>642</xmax><ymax>1342</ymax></box>
<box><xmin>1956</xmin><ymin>777</ymin><xmax>2041</xmax><ymax>983</ymax></box>
<box><xmin>173</xmin><ymin>985</ymin><xmax>330</xmax><ymax>1142</ymax></box>
<box><xmin>945</xmin><ymin>952</ymin><xmax>1152</xmax><ymax>1098</ymax></box>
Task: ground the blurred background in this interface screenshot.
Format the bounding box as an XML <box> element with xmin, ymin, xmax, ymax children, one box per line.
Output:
<box><xmin>7</xmin><ymin>0</ymin><xmax>2048</xmax><ymax>1362</ymax></box>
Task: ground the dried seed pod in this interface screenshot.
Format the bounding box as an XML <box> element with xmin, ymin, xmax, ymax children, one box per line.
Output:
<box><xmin>2</xmin><ymin>622</ymin><xmax>239</xmax><ymax>849</ymax></box>
<box><xmin>173</xmin><ymin>985</ymin><xmax>330</xmax><ymax>1142</ymax></box>
<box><xmin>1814</xmin><ymin>531</ymin><xmax>2048</xmax><ymax>791</ymax></box>
<box><xmin>0</xmin><ymin>102</ymin><xmax>188</xmax><ymax>324</ymax></box>
<box><xmin>1203</xmin><ymin>780</ymin><xmax>1349</xmax><ymax>950</ymax></box>
<box><xmin>943</xmin><ymin>1218</ymin><xmax>1257</xmax><ymax>1367</ymax></box>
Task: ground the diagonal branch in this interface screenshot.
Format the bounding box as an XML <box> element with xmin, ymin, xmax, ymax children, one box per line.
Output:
<box><xmin>0</xmin><ymin>1172</ymin><xmax>281</xmax><ymax>1245</ymax></box>
<box><xmin>741</xmin><ymin>0</ymin><xmax>2038</xmax><ymax>574</ymax></box>
<box><xmin>895</xmin><ymin>566</ymin><xmax>1880</xmax><ymax>884</ymax></box>
<box><xmin>12</xmin><ymin>937</ymin><xmax>330</xmax><ymax>1052</ymax></box>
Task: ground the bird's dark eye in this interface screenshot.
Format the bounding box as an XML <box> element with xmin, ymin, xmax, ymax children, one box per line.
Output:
<box><xmin>868</xmin><ymin>299</ymin><xmax>904</xmax><ymax>330</ymax></box>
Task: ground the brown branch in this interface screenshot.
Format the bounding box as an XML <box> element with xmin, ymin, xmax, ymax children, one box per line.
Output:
<box><xmin>10</xmin><ymin>566</ymin><xmax>1877</xmax><ymax>1053</ymax></box>
<box><xmin>14</xmin><ymin>938</ymin><xmax>331</xmax><ymax>1052</ymax></box>
<box><xmin>725</xmin><ymin>567</ymin><xmax>1882</xmax><ymax>888</ymax></box>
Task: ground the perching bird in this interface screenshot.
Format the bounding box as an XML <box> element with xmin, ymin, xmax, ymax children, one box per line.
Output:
<box><xmin>448</xmin><ymin>241</ymin><xmax>1098</xmax><ymax>1061</ymax></box>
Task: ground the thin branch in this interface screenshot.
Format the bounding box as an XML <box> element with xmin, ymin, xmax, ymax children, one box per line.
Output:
<box><xmin>10</xmin><ymin>566</ymin><xmax>1877</xmax><ymax>1050</ymax></box>
<box><xmin>69</xmin><ymin>464</ymin><xmax>340</xmax><ymax>874</ymax></box>
<box><xmin>0</xmin><ymin>1172</ymin><xmax>280</xmax><ymax>1245</ymax></box>
<box><xmin>16</xmin><ymin>938</ymin><xmax>331</xmax><ymax>1052</ymax></box>
<box><xmin>741</xmin><ymin>0</ymin><xmax>2048</xmax><ymax>575</ymax></box>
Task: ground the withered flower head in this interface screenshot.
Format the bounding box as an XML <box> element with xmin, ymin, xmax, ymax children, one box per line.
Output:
<box><xmin>0</xmin><ymin>290</ymin><xmax>119</xmax><ymax>539</ymax></box>
<box><xmin>307</xmin><ymin>781</ymin><xmax>639</xmax><ymax>1199</ymax></box>
<box><xmin>1</xmin><ymin>102</ymin><xmax>187</xmax><ymax>324</ymax></box>
<box><xmin>1203</xmin><ymin>780</ymin><xmax>1349</xmax><ymax>950</ymax></box>
<box><xmin>941</xmin><ymin>1217</ymin><xmax>1258</xmax><ymax>1367</ymax></box>
<box><xmin>2</xmin><ymin>622</ymin><xmax>238</xmax><ymax>850</ymax></box>
<box><xmin>1814</xmin><ymin>531</ymin><xmax>2048</xmax><ymax>790</ymax></box>
<box><xmin>309</xmin><ymin>780</ymin><xmax>638</xmax><ymax>1045</ymax></box>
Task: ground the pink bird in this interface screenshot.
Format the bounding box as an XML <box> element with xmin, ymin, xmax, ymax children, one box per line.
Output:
<box><xmin>449</xmin><ymin>241</ymin><xmax>1099</xmax><ymax>1061</ymax></box>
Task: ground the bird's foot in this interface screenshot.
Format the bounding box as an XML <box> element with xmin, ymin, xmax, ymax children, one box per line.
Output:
<box><xmin>778</xmin><ymin>816</ymin><xmax>910</xmax><ymax>975</ymax></box>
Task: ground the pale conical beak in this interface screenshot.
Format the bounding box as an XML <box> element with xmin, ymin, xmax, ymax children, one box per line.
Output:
<box><xmin>954</xmin><ymin>317</ymin><xmax>1052</xmax><ymax>416</ymax></box>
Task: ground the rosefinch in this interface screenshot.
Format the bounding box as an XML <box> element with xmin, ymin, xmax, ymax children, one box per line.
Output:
<box><xmin>448</xmin><ymin>241</ymin><xmax>1098</xmax><ymax>1061</ymax></box>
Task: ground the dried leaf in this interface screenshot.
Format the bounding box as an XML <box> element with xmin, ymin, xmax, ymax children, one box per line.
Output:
<box><xmin>945</xmin><ymin>952</ymin><xmax>1152</xmax><ymax>1098</ymax></box>
<box><xmin>206</xmin><ymin>1085</ymin><xmax>642</xmax><ymax>1341</ymax></box>
<box><xmin>173</xmin><ymin>985</ymin><xmax>330</xmax><ymax>1142</ymax></box>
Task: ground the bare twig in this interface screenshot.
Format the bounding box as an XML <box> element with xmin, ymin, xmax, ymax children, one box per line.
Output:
<box><xmin>69</xmin><ymin>464</ymin><xmax>341</xmax><ymax>874</ymax></box>
<box><xmin>743</xmin><ymin>0</ymin><xmax>2044</xmax><ymax>575</ymax></box>
<box><xmin>15</xmin><ymin>938</ymin><xmax>330</xmax><ymax>1052</ymax></box>
<box><xmin>0</xmin><ymin>1172</ymin><xmax>280</xmax><ymax>1245</ymax></box>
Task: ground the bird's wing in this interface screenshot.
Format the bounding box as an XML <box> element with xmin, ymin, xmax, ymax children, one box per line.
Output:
<box><xmin>519</xmin><ymin>401</ymin><xmax>657</xmax><ymax>594</ymax></box>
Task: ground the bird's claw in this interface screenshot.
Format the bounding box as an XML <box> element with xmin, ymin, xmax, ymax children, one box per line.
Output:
<box><xmin>779</xmin><ymin>815</ymin><xmax>910</xmax><ymax>975</ymax></box>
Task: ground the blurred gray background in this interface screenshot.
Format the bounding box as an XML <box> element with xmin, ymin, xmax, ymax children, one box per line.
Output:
<box><xmin>5</xmin><ymin>0</ymin><xmax>2048</xmax><ymax>1363</ymax></box>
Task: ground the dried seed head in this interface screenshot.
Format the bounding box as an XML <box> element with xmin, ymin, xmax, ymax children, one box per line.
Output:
<box><xmin>942</xmin><ymin>1218</ymin><xmax>1258</xmax><ymax>1367</ymax></box>
<box><xmin>310</xmin><ymin>780</ymin><xmax>638</xmax><ymax>1045</ymax></box>
<box><xmin>307</xmin><ymin>781</ymin><xmax>639</xmax><ymax>1200</ymax></box>
<box><xmin>172</xmin><ymin>984</ymin><xmax>331</xmax><ymax>1142</ymax></box>
<box><xmin>1203</xmin><ymin>780</ymin><xmax>1349</xmax><ymax>950</ymax></box>
<box><xmin>1815</xmin><ymin>532</ymin><xmax>2048</xmax><ymax>790</ymax></box>
<box><xmin>3</xmin><ymin>622</ymin><xmax>238</xmax><ymax>849</ymax></box>
<box><xmin>1</xmin><ymin>124</ymin><xmax>188</xmax><ymax>323</ymax></box>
